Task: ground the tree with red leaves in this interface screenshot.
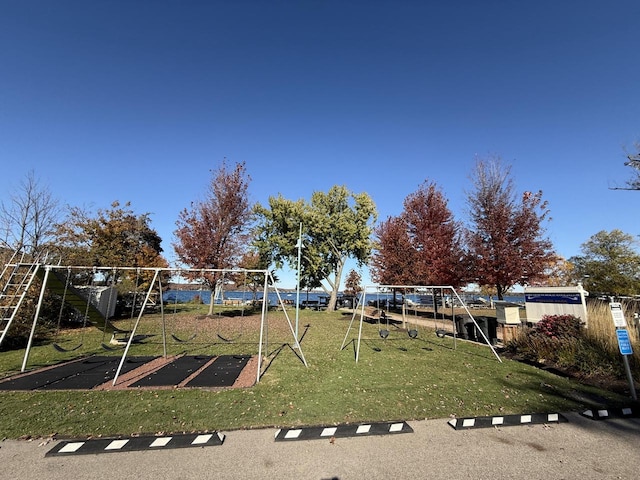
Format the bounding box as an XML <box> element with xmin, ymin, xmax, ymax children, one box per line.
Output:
<box><xmin>466</xmin><ymin>156</ymin><xmax>556</xmax><ymax>299</ymax></box>
<box><xmin>343</xmin><ymin>269</ymin><xmax>363</xmax><ymax>297</ymax></box>
<box><xmin>370</xmin><ymin>216</ymin><xmax>415</xmax><ymax>286</ymax></box>
<box><xmin>371</xmin><ymin>181</ymin><xmax>466</xmax><ymax>288</ymax></box>
<box><xmin>402</xmin><ymin>181</ymin><xmax>467</xmax><ymax>287</ymax></box>
<box><xmin>173</xmin><ymin>161</ymin><xmax>252</xmax><ymax>313</ymax></box>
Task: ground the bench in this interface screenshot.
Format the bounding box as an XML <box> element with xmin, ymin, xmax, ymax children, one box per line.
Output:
<box><xmin>362</xmin><ymin>306</ymin><xmax>384</xmax><ymax>320</ymax></box>
<box><xmin>223</xmin><ymin>298</ymin><xmax>243</xmax><ymax>306</ymax></box>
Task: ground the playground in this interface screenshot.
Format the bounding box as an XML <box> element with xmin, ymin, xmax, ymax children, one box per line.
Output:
<box><xmin>0</xmin><ymin>257</ymin><xmax>633</xmax><ymax>441</ymax></box>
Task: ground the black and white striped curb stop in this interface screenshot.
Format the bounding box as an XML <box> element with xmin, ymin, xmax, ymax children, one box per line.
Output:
<box><xmin>448</xmin><ymin>413</ymin><xmax>567</xmax><ymax>430</ymax></box>
<box><xmin>581</xmin><ymin>407</ymin><xmax>637</xmax><ymax>420</ymax></box>
<box><xmin>46</xmin><ymin>432</ymin><xmax>225</xmax><ymax>456</ymax></box>
<box><xmin>274</xmin><ymin>421</ymin><xmax>413</xmax><ymax>442</ymax></box>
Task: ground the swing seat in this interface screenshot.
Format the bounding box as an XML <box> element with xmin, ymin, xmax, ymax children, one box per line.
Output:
<box><xmin>435</xmin><ymin>329</ymin><xmax>448</xmax><ymax>338</ymax></box>
<box><xmin>379</xmin><ymin>329</ymin><xmax>390</xmax><ymax>339</ymax></box>
<box><xmin>408</xmin><ymin>328</ymin><xmax>418</xmax><ymax>339</ymax></box>
<box><xmin>217</xmin><ymin>333</ymin><xmax>241</xmax><ymax>343</ymax></box>
<box><xmin>52</xmin><ymin>342</ymin><xmax>82</xmax><ymax>353</ymax></box>
<box><xmin>110</xmin><ymin>325</ymin><xmax>131</xmax><ymax>334</ymax></box>
<box><xmin>171</xmin><ymin>333</ymin><xmax>197</xmax><ymax>343</ymax></box>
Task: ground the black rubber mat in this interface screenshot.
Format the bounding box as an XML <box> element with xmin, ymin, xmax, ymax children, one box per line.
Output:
<box><xmin>184</xmin><ymin>355</ymin><xmax>251</xmax><ymax>387</ymax></box>
<box><xmin>130</xmin><ymin>355</ymin><xmax>212</xmax><ymax>387</ymax></box>
<box><xmin>0</xmin><ymin>356</ymin><xmax>156</xmax><ymax>391</ymax></box>
<box><xmin>40</xmin><ymin>356</ymin><xmax>156</xmax><ymax>390</ymax></box>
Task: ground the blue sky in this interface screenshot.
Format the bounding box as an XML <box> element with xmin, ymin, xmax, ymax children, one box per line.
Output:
<box><xmin>1</xmin><ymin>1</ymin><xmax>638</xmax><ymax>289</ymax></box>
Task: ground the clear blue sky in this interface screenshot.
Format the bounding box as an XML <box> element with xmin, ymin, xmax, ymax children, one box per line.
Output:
<box><xmin>1</xmin><ymin>1</ymin><xmax>638</xmax><ymax>289</ymax></box>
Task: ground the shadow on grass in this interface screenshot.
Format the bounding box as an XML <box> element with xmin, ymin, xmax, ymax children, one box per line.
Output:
<box><xmin>298</xmin><ymin>324</ymin><xmax>311</xmax><ymax>344</ymax></box>
<box><xmin>500</xmin><ymin>361</ymin><xmax>639</xmax><ymax>416</ymax></box>
<box><xmin>259</xmin><ymin>341</ymin><xmax>308</xmax><ymax>380</ymax></box>
<box><xmin>414</xmin><ymin>334</ymin><xmax>506</xmax><ymax>364</ymax></box>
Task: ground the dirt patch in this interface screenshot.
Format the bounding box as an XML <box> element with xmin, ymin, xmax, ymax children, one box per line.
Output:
<box><xmin>232</xmin><ymin>355</ymin><xmax>259</xmax><ymax>388</ymax></box>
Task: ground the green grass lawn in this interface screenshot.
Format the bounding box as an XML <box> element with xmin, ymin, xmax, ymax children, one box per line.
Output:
<box><xmin>0</xmin><ymin>308</ymin><xmax>630</xmax><ymax>439</ymax></box>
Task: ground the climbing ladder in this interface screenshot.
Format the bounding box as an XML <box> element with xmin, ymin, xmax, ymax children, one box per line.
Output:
<box><xmin>0</xmin><ymin>250</ymin><xmax>45</xmax><ymax>347</ymax></box>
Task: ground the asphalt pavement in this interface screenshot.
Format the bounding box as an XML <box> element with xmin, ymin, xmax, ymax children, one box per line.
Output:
<box><xmin>2</xmin><ymin>411</ymin><xmax>639</xmax><ymax>479</ymax></box>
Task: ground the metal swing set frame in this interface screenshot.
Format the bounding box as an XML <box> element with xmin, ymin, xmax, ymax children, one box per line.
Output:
<box><xmin>341</xmin><ymin>284</ymin><xmax>502</xmax><ymax>363</ymax></box>
<box><xmin>18</xmin><ymin>265</ymin><xmax>307</xmax><ymax>384</ymax></box>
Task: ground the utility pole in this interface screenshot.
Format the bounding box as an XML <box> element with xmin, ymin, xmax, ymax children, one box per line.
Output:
<box><xmin>295</xmin><ymin>222</ymin><xmax>303</xmax><ymax>345</ymax></box>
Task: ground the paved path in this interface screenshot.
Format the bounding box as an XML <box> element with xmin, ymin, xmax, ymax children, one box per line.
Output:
<box><xmin>2</xmin><ymin>412</ymin><xmax>639</xmax><ymax>479</ymax></box>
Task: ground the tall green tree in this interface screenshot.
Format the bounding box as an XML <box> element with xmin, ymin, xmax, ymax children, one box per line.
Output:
<box><xmin>465</xmin><ymin>156</ymin><xmax>556</xmax><ymax>299</ymax></box>
<box><xmin>173</xmin><ymin>161</ymin><xmax>252</xmax><ymax>314</ymax></box>
<box><xmin>254</xmin><ymin>185</ymin><xmax>377</xmax><ymax>311</ymax></box>
<box><xmin>569</xmin><ymin>229</ymin><xmax>640</xmax><ymax>296</ymax></box>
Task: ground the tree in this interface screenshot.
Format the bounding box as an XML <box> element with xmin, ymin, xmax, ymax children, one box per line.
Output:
<box><xmin>0</xmin><ymin>170</ymin><xmax>61</xmax><ymax>256</ymax></box>
<box><xmin>569</xmin><ymin>229</ymin><xmax>640</xmax><ymax>296</ymax></box>
<box><xmin>371</xmin><ymin>181</ymin><xmax>466</xmax><ymax>310</ymax></box>
<box><xmin>254</xmin><ymin>185</ymin><xmax>377</xmax><ymax>311</ymax></box>
<box><xmin>612</xmin><ymin>142</ymin><xmax>640</xmax><ymax>190</ymax></box>
<box><xmin>466</xmin><ymin>156</ymin><xmax>556</xmax><ymax>299</ymax></box>
<box><xmin>370</xmin><ymin>216</ymin><xmax>415</xmax><ymax>285</ymax></box>
<box><xmin>54</xmin><ymin>201</ymin><xmax>168</xmax><ymax>292</ymax></box>
<box><xmin>173</xmin><ymin>161</ymin><xmax>252</xmax><ymax>314</ymax></box>
<box><xmin>371</xmin><ymin>182</ymin><xmax>466</xmax><ymax>287</ymax></box>
<box><xmin>534</xmin><ymin>256</ymin><xmax>577</xmax><ymax>287</ymax></box>
<box><xmin>402</xmin><ymin>181</ymin><xmax>467</xmax><ymax>286</ymax></box>
<box><xmin>343</xmin><ymin>268</ymin><xmax>363</xmax><ymax>297</ymax></box>
<box><xmin>233</xmin><ymin>250</ymin><xmax>270</xmax><ymax>302</ymax></box>
<box><xmin>623</xmin><ymin>152</ymin><xmax>640</xmax><ymax>190</ymax></box>
<box><xmin>55</xmin><ymin>201</ymin><xmax>166</xmax><ymax>268</ymax></box>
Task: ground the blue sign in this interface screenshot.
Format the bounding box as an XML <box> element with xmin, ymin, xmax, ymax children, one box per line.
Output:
<box><xmin>524</xmin><ymin>293</ymin><xmax>582</xmax><ymax>304</ymax></box>
<box><xmin>616</xmin><ymin>329</ymin><xmax>633</xmax><ymax>356</ymax></box>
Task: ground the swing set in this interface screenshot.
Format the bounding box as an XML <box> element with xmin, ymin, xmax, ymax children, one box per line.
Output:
<box><xmin>341</xmin><ymin>284</ymin><xmax>502</xmax><ymax>363</ymax></box>
<box><xmin>19</xmin><ymin>266</ymin><xmax>308</xmax><ymax>384</ymax></box>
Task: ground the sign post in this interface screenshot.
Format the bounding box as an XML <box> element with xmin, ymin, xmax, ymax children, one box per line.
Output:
<box><xmin>609</xmin><ymin>303</ymin><xmax>637</xmax><ymax>401</ymax></box>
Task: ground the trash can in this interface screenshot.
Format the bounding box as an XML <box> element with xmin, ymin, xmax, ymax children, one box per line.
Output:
<box><xmin>475</xmin><ymin>316</ymin><xmax>489</xmax><ymax>343</ymax></box>
<box><xmin>455</xmin><ymin>315</ymin><xmax>468</xmax><ymax>339</ymax></box>
<box><xmin>487</xmin><ymin>317</ymin><xmax>498</xmax><ymax>345</ymax></box>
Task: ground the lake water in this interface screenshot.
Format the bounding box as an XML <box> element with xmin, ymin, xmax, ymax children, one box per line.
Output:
<box><xmin>162</xmin><ymin>289</ymin><xmax>524</xmax><ymax>307</ymax></box>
